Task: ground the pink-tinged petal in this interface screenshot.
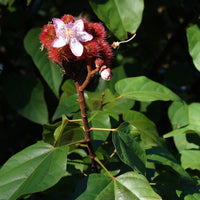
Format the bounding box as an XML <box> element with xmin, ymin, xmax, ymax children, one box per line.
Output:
<box><xmin>72</xmin><ymin>19</ymin><xmax>84</xmax><ymax>32</ymax></box>
<box><xmin>77</xmin><ymin>31</ymin><xmax>93</xmax><ymax>42</ymax></box>
<box><xmin>52</xmin><ymin>18</ymin><xmax>65</xmax><ymax>32</ymax></box>
<box><xmin>69</xmin><ymin>38</ymin><xmax>83</xmax><ymax>57</ymax></box>
<box><xmin>100</xmin><ymin>67</ymin><xmax>113</xmax><ymax>81</ymax></box>
<box><xmin>52</xmin><ymin>38</ymin><xmax>67</xmax><ymax>48</ymax></box>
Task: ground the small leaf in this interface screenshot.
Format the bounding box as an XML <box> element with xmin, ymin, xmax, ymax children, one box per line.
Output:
<box><xmin>3</xmin><ymin>74</ymin><xmax>48</xmax><ymax>124</ymax></box>
<box><xmin>89</xmin><ymin>0</ymin><xmax>144</xmax><ymax>40</ymax></box>
<box><xmin>181</xmin><ymin>150</ymin><xmax>200</xmax><ymax>170</ymax></box>
<box><xmin>0</xmin><ymin>141</ymin><xmax>69</xmax><ymax>200</ymax></box>
<box><xmin>24</xmin><ymin>28</ymin><xmax>63</xmax><ymax>97</ymax></box>
<box><xmin>113</xmin><ymin>122</ymin><xmax>146</xmax><ymax>174</ymax></box>
<box><xmin>115</xmin><ymin>76</ymin><xmax>180</xmax><ymax>102</ymax></box>
<box><xmin>186</xmin><ymin>24</ymin><xmax>200</xmax><ymax>72</ymax></box>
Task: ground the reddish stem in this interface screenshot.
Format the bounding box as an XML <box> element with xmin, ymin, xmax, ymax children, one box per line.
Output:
<box><xmin>74</xmin><ymin>80</ymin><xmax>98</xmax><ymax>172</ymax></box>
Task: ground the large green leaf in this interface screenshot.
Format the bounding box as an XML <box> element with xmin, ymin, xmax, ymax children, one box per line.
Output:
<box><xmin>76</xmin><ymin>172</ymin><xmax>161</xmax><ymax>200</ymax></box>
<box><xmin>123</xmin><ymin>110</ymin><xmax>163</xmax><ymax>146</ymax></box>
<box><xmin>3</xmin><ymin>74</ymin><xmax>48</xmax><ymax>124</ymax></box>
<box><xmin>24</xmin><ymin>28</ymin><xmax>63</xmax><ymax>97</ymax></box>
<box><xmin>115</xmin><ymin>76</ymin><xmax>180</xmax><ymax>102</ymax></box>
<box><xmin>164</xmin><ymin>103</ymin><xmax>200</xmax><ymax>138</ymax></box>
<box><xmin>113</xmin><ymin>122</ymin><xmax>146</xmax><ymax>174</ymax></box>
<box><xmin>181</xmin><ymin>150</ymin><xmax>200</xmax><ymax>171</ymax></box>
<box><xmin>89</xmin><ymin>0</ymin><xmax>144</xmax><ymax>40</ymax></box>
<box><xmin>0</xmin><ymin>141</ymin><xmax>69</xmax><ymax>200</ymax></box>
<box><xmin>186</xmin><ymin>25</ymin><xmax>200</xmax><ymax>72</ymax></box>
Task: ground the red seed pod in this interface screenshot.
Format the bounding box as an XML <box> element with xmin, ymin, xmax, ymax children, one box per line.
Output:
<box><xmin>40</xmin><ymin>23</ymin><xmax>56</xmax><ymax>48</ymax></box>
<box><xmin>86</xmin><ymin>22</ymin><xmax>107</xmax><ymax>39</ymax></box>
<box><xmin>61</xmin><ymin>14</ymin><xmax>75</xmax><ymax>24</ymax></box>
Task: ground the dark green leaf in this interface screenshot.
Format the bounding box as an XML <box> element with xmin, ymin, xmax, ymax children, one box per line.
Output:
<box><xmin>53</xmin><ymin>94</ymin><xmax>80</xmax><ymax>120</ymax></box>
<box><xmin>24</xmin><ymin>28</ymin><xmax>63</xmax><ymax>97</ymax></box>
<box><xmin>54</xmin><ymin>115</ymin><xmax>85</xmax><ymax>147</ymax></box>
<box><xmin>3</xmin><ymin>74</ymin><xmax>48</xmax><ymax>124</ymax></box>
<box><xmin>147</xmin><ymin>146</ymin><xmax>191</xmax><ymax>180</ymax></box>
<box><xmin>0</xmin><ymin>141</ymin><xmax>69</xmax><ymax>200</ymax></box>
<box><xmin>115</xmin><ymin>76</ymin><xmax>180</xmax><ymax>102</ymax></box>
<box><xmin>89</xmin><ymin>0</ymin><xmax>144</xmax><ymax>40</ymax></box>
<box><xmin>113</xmin><ymin>122</ymin><xmax>146</xmax><ymax>174</ymax></box>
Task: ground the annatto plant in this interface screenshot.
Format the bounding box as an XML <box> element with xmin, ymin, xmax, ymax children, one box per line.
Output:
<box><xmin>1</xmin><ymin>1</ymin><xmax>200</xmax><ymax>200</ymax></box>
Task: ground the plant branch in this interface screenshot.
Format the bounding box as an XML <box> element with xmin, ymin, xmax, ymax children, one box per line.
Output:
<box><xmin>94</xmin><ymin>157</ymin><xmax>115</xmax><ymax>180</ymax></box>
<box><xmin>74</xmin><ymin>80</ymin><xmax>98</xmax><ymax>172</ymax></box>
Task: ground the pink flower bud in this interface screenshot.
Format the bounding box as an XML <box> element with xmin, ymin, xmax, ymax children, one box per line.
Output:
<box><xmin>99</xmin><ymin>66</ymin><xmax>113</xmax><ymax>81</ymax></box>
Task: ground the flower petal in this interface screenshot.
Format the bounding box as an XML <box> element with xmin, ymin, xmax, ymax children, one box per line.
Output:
<box><xmin>72</xmin><ymin>19</ymin><xmax>84</xmax><ymax>32</ymax></box>
<box><xmin>77</xmin><ymin>31</ymin><xmax>93</xmax><ymax>42</ymax></box>
<box><xmin>52</xmin><ymin>37</ymin><xmax>67</xmax><ymax>48</ymax></box>
<box><xmin>52</xmin><ymin>18</ymin><xmax>65</xmax><ymax>32</ymax></box>
<box><xmin>69</xmin><ymin>38</ymin><xmax>83</xmax><ymax>57</ymax></box>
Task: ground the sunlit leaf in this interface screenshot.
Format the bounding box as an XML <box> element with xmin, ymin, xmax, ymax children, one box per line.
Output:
<box><xmin>0</xmin><ymin>141</ymin><xmax>69</xmax><ymax>200</ymax></box>
<box><xmin>76</xmin><ymin>172</ymin><xmax>161</xmax><ymax>200</ymax></box>
<box><xmin>181</xmin><ymin>150</ymin><xmax>200</xmax><ymax>170</ymax></box>
<box><xmin>165</xmin><ymin>103</ymin><xmax>200</xmax><ymax>138</ymax></box>
<box><xmin>187</xmin><ymin>24</ymin><xmax>200</xmax><ymax>72</ymax></box>
<box><xmin>89</xmin><ymin>0</ymin><xmax>144</xmax><ymax>40</ymax></box>
<box><xmin>115</xmin><ymin>76</ymin><xmax>180</xmax><ymax>102</ymax></box>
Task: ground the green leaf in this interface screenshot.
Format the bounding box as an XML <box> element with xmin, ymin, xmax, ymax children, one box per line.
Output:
<box><xmin>123</xmin><ymin>110</ymin><xmax>163</xmax><ymax>146</ymax></box>
<box><xmin>186</xmin><ymin>24</ymin><xmax>200</xmax><ymax>72</ymax></box>
<box><xmin>54</xmin><ymin>115</ymin><xmax>85</xmax><ymax>147</ymax></box>
<box><xmin>89</xmin><ymin>0</ymin><xmax>144</xmax><ymax>40</ymax></box>
<box><xmin>164</xmin><ymin>103</ymin><xmax>200</xmax><ymax>138</ymax></box>
<box><xmin>24</xmin><ymin>28</ymin><xmax>63</xmax><ymax>97</ymax></box>
<box><xmin>76</xmin><ymin>172</ymin><xmax>161</xmax><ymax>200</ymax></box>
<box><xmin>113</xmin><ymin>122</ymin><xmax>146</xmax><ymax>174</ymax></box>
<box><xmin>53</xmin><ymin>94</ymin><xmax>80</xmax><ymax>120</ymax></box>
<box><xmin>89</xmin><ymin>111</ymin><xmax>111</xmax><ymax>150</ymax></box>
<box><xmin>115</xmin><ymin>76</ymin><xmax>180</xmax><ymax>102</ymax></box>
<box><xmin>181</xmin><ymin>150</ymin><xmax>200</xmax><ymax>170</ymax></box>
<box><xmin>147</xmin><ymin>146</ymin><xmax>191</xmax><ymax>180</ymax></box>
<box><xmin>3</xmin><ymin>74</ymin><xmax>48</xmax><ymax>124</ymax></box>
<box><xmin>0</xmin><ymin>141</ymin><xmax>69</xmax><ymax>200</ymax></box>
<box><xmin>103</xmin><ymin>97</ymin><xmax>134</xmax><ymax>115</ymax></box>
<box><xmin>168</xmin><ymin>101</ymin><xmax>189</xmax><ymax>129</ymax></box>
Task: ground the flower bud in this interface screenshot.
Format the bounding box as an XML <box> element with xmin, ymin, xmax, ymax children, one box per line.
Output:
<box><xmin>99</xmin><ymin>66</ymin><xmax>113</xmax><ymax>81</ymax></box>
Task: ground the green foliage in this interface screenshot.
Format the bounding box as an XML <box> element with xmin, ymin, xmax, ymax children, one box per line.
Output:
<box><xmin>0</xmin><ymin>141</ymin><xmax>69</xmax><ymax>200</ymax></box>
<box><xmin>1</xmin><ymin>0</ymin><xmax>200</xmax><ymax>199</ymax></box>
<box><xmin>89</xmin><ymin>0</ymin><xmax>144</xmax><ymax>40</ymax></box>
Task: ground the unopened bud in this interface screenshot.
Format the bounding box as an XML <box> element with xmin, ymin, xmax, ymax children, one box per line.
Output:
<box><xmin>99</xmin><ymin>66</ymin><xmax>113</xmax><ymax>81</ymax></box>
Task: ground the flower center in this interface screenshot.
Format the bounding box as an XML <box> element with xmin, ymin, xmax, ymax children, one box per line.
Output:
<box><xmin>66</xmin><ymin>28</ymin><xmax>72</xmax><ymax>35</ymax></box>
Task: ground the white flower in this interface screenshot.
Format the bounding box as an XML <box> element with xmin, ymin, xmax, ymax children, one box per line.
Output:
<box><xmin>52</xmin><ymin>18</ymin><xmax>93</xmax><ymax>57</ymax></box>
